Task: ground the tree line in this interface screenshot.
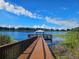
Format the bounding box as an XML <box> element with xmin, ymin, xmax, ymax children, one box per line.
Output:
<box><xmin>0</xmin><ymin>26</ymin><xmax>79</xmax><ymax>32</ymax></box>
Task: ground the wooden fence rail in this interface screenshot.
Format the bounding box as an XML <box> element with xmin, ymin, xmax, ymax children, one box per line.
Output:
<box><xmin>0</xmin><ymin>36</ymin><xmax>37</xmax><ymax>59</ymax></box>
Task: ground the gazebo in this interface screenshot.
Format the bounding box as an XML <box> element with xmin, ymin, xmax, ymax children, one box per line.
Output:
<box><xmin>35</xmin><ymin>30</ymin><xmax>45</xmax><ymax>35</ymax></box>
<box><xmin>35</xmin><ymin>30</ymin><xmax>44</xmax><ymax>32</ymax></box>
<box><xmin>28</xmin><ymin>30</ymin><xmax>52</xmax><ymax>42</ymax></box>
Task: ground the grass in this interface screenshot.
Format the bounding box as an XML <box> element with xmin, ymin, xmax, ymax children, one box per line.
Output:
<box><xmin>53</xmin><ymin>31</ymin><xmax>79</xmax><ymax>59</ymax></box>
<box><xmin>0</xmin><ymin>35</ymin><xmax>15</xmax><ymax>46</ymax></box>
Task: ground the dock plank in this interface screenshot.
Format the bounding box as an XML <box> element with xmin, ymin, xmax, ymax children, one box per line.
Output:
<box><xmin>29</xmin><ymin>37</ymin><xmax>44</xmax><ymax>59</ymax></box>
<box><xmin>42</xmin><ymin>38</ymin><xmax>54</xmax><ymax>59</ymax></box>
<box><xmin>17</xmin><ymin>38</ymin><xmax>38</xmax><ymax>59</ymax></box>
<box><xmin>18</xmin><ymin>54</ymin><xmax>29</xmax><ymax>59</ymax></box>
<box><xmin>17</xmin><ymin>37</ymin><xmax>54</xmax><ymax>59</ymax></box>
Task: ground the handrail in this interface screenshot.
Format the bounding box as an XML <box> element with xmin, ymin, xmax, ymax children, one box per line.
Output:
<box><xmin>0</xmin><ymin>36</ymin><xmax>38</xmax><ymax>59</ymax></box>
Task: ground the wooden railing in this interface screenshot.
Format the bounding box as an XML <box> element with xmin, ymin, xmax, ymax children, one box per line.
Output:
<box><xmin>18</xmin><ymin>37</ymin><xmax>55</xmax><ymax>59</ymax></box>
<box><xmin>0</xmin><ymin>36</ymin><xmax>38</xmax><ymax>59</ymax></box>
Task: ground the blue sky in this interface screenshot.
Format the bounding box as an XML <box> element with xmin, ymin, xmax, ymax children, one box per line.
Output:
<box><xmin>0</xmin><ymin>0</ymin><xmax>79</xmax><ymax>29</ymax></box>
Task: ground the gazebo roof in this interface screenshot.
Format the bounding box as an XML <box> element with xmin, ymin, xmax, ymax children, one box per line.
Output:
<box><xmin>35</xmin><ymin>30</ymin><xmax>44</xmax><ymax>33</ymax></box>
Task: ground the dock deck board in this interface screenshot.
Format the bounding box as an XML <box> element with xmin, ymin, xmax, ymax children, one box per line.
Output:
<box><xmin>29</xmin><ymin>37</ymin><xmax>44</xmax><ymax>59</ymax></box>
<box><xmin>18</xmin><ymin>37</ymin><xmax>54</xmax><ymax>59</ymax></box>
<box><xmin>18</xmin><ymin>38</ymin><xmax>38</xmax><ymax>59</ymax></box>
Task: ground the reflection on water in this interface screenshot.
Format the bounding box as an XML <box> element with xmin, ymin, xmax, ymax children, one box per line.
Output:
<box><xmin>46</xmin><ymin>37</ymin><xmax>64</xmax><ymax>46</ymax></box>
<box><xmin>0</xmin><ymin>31</ymin><xmax>32</xmax><ymax>41</ymax></box>
<box><xmin>0</xmin><ymin>31</ymin><xmax>65</xmax><ymax>45</ymax></box>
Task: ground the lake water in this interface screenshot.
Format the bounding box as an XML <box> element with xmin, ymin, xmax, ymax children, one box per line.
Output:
<box><xmin>0</xmin><ymin>31</ymin><xmax>66</xmax><ymax>45</ymax></box>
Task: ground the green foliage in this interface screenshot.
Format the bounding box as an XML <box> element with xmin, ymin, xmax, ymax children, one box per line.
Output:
<box><xmin>71</xmin><ymin>27</ymin><xmax>79</xmax><ymax>32</ymax></box>
<box><xmin>61</xmin><ymin>32</ymin><xmax>79</xmax><ymax>48</ymax></box>
<box><xmin>54</xmin><ymin>31</ymin><xmax>79</xmax><ymax>59</ymax></box>
<box><xmin>0</xmin><ymin>35</ymin><xmax>14</xmax><ymax>46</ymax></box>
<box><xmin>58</xmin><ymin>32</ymin><xmax>79</xmax><ymax>58</ymax></box>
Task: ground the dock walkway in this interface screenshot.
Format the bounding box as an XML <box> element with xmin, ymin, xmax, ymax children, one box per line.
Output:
<box><xmin>18</xmin><ymin>37</ymin><xmax>54</xmax><ymax>59</ymax></box>
<box><xmin>0</xmin><ymin>36</ymin><xmax>55</xmax><ymax>59</ymax></box>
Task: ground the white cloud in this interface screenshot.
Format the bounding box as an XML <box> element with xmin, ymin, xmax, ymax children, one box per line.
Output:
<box><xmin>33</xmin><ymin>24</ymin><xmax>46</xmax><ymax>28</ymax></box>
<box><xmin>0</xmin><ymin>24</ymin><xmax>29</xmax><ymax>29</ymax></box>
<box><xmin>0</xmin><ymin>0</ymin><xmax>79</xmax><ymax>28</ymax></box>
<box><xmin>45</xmin><ymin>16</ymin><xmax>79</xmax><ymax>28</ymax></box>
<box><xmin>33</xmin><ymin>24</ymin><xmax>52</xmax><ymax>29</ymax></box>
<box><xmin>0</xmin><ymin>0</ymin><xmax>41</xmax><ymax>19</ymax></box>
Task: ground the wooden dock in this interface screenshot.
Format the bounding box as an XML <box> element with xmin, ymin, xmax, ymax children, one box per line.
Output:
<box><xmin>18</xmin><ymin>37</ymin><xmax>54</xmax><ymax>59</ymax></box>
<box><xmin>0</xmin><ymin>36</ymin><xmax>55</xmax><ymax>59</ymax></box>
